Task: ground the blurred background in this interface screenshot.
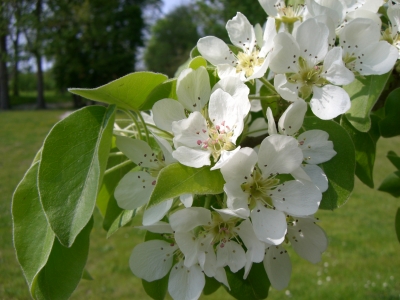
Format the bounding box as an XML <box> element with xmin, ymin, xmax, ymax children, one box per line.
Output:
<box><xmin>0</xmin><ymin>0</ymin><xmax>399</xmax><ymax>299</ymax></box>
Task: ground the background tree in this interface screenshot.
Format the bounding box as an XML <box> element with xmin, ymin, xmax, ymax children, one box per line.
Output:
<box><xmin>0</xmin><ymin>1</ymin><xmax>10</xmax><ymax>110</ymax></box>
<box><xmin>144</xmin><ymin>5</ymin><xmax>200</xmax><ymax>77</ymax></box>
<box><xmin>46</xmin><ymin>0</ymin><xmax>160</xmax><ymax>107</ymax></box>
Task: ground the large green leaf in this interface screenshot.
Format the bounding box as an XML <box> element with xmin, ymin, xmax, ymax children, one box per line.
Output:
<box><xmin>341</xmin><ymin>116</ymin><xmax>376</xmax><ymax>188</ymax></box>
<box><xmin>303</xmin><ymin>117</ymin><xmax>356</xmax><ymax>210</ymax></box>
<box><xmin>344</xmin><ymin>72</ymin><xmax>391</xmax><ymax>132</ymax></box>
<box><xmin>247</xmin><ymin>262</ymin><xmax>270</xmax><ymax>299</ymax></box>
<box><xmin>68</xmin><ymin>72</ymin><xmax>168</xmax><ymax>111</ymax></box>
<box><xmin>147</xmin><ymin>163</ymin><xmax>225</xmax><ymax>209</ymax></box>
<box><xmin>203</xmin><ymin>276</ymin><xmax>221</xmax><ymax>296</ymax></box>
<box><xmin>39</xmin><ymin>105</ymin><xmax>116</xmax><ymax>247</ymax></box>
<box><xmin>12</xmin><ymin>162</ymin><xmax>55</xmax><ymax>297</ymax></box>
<box><xmin>34</xmin><ymin>218</ymin><xmax>93</xmax><ymax>300</ymax></box>
<box><xmin>379</xmin><ymin>88</ymin><xmax>400</xmax><ymax>138</ymax></box>
<box><xmin>139</xmin><ymin>79</ymin><xmax>178</xmax><ymax>111</ymax></box>
<box><xmin>378</xmin><ymin>171</ymin><xmax>400</xmax><ymax>197</ymax></box>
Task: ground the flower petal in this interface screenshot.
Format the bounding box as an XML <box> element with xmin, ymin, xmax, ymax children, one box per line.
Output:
<box><xmin>274</xmin><ymin>74</ymin><xmax>302</xmax><ymax>102</ymax></box>
<box><xmin>172</xmin><ymin>111</ymin><xmax>208</xmax><ymax>149</ymax></box>
<box><xmin>143</xmin><ymin>199</ymin><xmax>173</xmax><ymax>226</ymax></box>
<box><xmin>168</xmin><ymin>261</ymin><xmax>205</xmax><ymax>300</ymax></box>
<box><xmin>217</xmin><ymin>240</ymin><xmax>246</xmax><ymax>273</ymax></box>
<box><xmin>152</xmin><ymin>99</ymin><xmax>186</xmax><ymax>132</ymax></box>
<box><xmin>264</xmin><ymin>244</ymin><xmax>291</xmax><ymax>290</ymax></box>
<box><xmin>114</xmin><ymin>171</ymin><xmax>155</xmax><ymax>210</ymax></box>
<box><xmin>298</xmin><ymin>129</ymin><xmax>337</xmax><ymax>164</ymax></box>
<box><xmin>226</xmin><ymin>12</ymin><xmax>256</xmax><ymax>53</ymax></box>
<box><xmin>170</xmin><ymin>207</ymin><xmax>212</xmax><ymax>232</ymax></box>
<box><xmin>310</xmin><ymin>85</ymin><xmax>350</xmax><ymax>120</ymax></box>
<box><xmin>278</xmin><ymin>99</ymin><xmax>307</xmax><ymax>136</ymax></box>
<box><xmin>129</xmin><ymin>240</ymin><xmax>177</xmax><ymax>282</ymax></box>
<box><xmin>116</xmin><ymin>136</ymin><xmax>159</xmax><ymax>169</ymax></box>
<box><xmin>180</xmin><ymin>194</ymin><xmax>193</xmax><ymax>208</ymax></box>
<box><xmin>172</xmin><ymin>146</ymin><xmax>211</xmax><ymax>168</ymax></box>
<box><xmin>197</xmin><ymin>36</ymin><xmax>236</xmax><ymax>66</ymax></box>
<box><xmin>269</xmin><ymin>33</ymin><xmax>300</xmax><ymax>74</ymax></box>
<box><xmin>323</xmin><ymin>47</ymin><xmax>354</xmax><ymax>85</ymax></box>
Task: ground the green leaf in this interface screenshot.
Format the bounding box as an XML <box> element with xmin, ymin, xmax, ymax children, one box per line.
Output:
<box><xmin>396</xmin><ymin>208</ymin><xmax>400</xmax><ymax>243</ymax></box>
<box><xmin>303</xmin><ymin>117</ymin><xmax>356</xmax><ymax>210</ymax></box>
<box><xmin>378</xmin><ymin>171</ymin><xmax>400</xmax><ymax>197</ymax></box>
<box><xmin>344</xmin><ymin>72</ymin><xmax>391</xmax><ymax>132</ymax></box>
<box><xmin>225</xmin><ymin>268</ymin><xmax>257</xmax><ymax>300</ymax></box>
<box><xmin>142</xmin><ymin>277</ymin><xmax>169</xmax><ymax>300</ymax></box>
<box><xmin>39</xmin><ymin>105</ymin><xmax>116</xmax><ymax>247</ymax></box>
<box><xmin>12</xmin><ymin>162</ymin><xmax>55</xmax><ymax>297</ymax></box>
<box><xmin>379</xmin><ymin>88</ymin><xmax>400</xmax><ymax>137</ymax></box>
<box><xmin>147</xmin><ymin>163</ymin><xmax>225</xmax><ymax>209</ymax></box>
<box><xmin>34</xmin><ymin>218</ymin><xmax>93</xmax><ymax>300</ymax></box>
<box><xmin>68</xmin><ymin>72</ymin><xmax>168</xmax><ymax>111</ymax></box>
<box><xmin>189</xmin><ymin>56</ymin><xmax>207</xmax><ymax>70</ymax></box>
<box><xmin>387</xmin><ymin>151</ymin><xmax>400</xmax><ymax>170</ymax></box>
<box><xmin>247</xmin><ymin>262</ymin><xmax>270</xmax><ymax>299</ymax></box>
<box><xmin>107</xmin><ymin>209</ymin><xmax>136</xmax><ymax>238</ymax></box>
<box><xmin>341</xmin><ymin>116</ymin><xmax>376</xmax><ymax>188</ymax></box>
<box><xmin>139</xmin><ymin>79</ymin><xmax>178</xmax><ymax>111</ymax></box>
<box><xmin>259</xmin><ymin>85</ymin><xmax>281</xmax><ymax>117</ymax></box>
<box><xmin>203</xmin><ymin>276</ymin><xmax>221</xmax><ymax>296</ymax></box>
<box><xmin>82</xmin><ymin>269</ymin><xmax>93</xmax><ymax>281</ymax></box>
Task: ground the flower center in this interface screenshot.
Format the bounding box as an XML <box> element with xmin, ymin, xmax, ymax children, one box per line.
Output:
<box><xmin>241</xmin><ymin>167</ymin><xmax>280</xmax><ymax>209</ymax></box>
<box><xmin>236</xmin><ymin>50</ymin><xmax>265</xmax><ymax>78</ymax></box>
<box><xmin>287</xmin><ymin>57</ymin><xmax>326</xmax><ymax>99</ymax></box>
<box><xmin>197</xmin><ymin>121</ymin><xmax>236</xmax><ymax>162</ymax></box>
<box><xmin>202</xmin><ymin>212</ymin><xmax>240</xmax><ymax>248</ymax></box>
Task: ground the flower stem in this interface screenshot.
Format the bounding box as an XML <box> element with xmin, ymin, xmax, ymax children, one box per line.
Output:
<box><xmin>104</xmin><ymin>160</ymin><xmax>134</xmax><ymax>176</ymax></box>
<box><xmin>122</xmin><ymin>109</ymin><xmax>143</xmax><ymax>140</ymax></box>
<box><xmin>249</xmin><ymin>95</ymin><xmax>280</xmax><ymax>100</ymax></box>
<box><xmin>204</xmin><ymin>195</ymin><xmax>212</xmax><ymax>209</ymax></box>
<box><xmin>259</xmin><ymin>77</ymin><xmax>278</xmax><ymax>95</ymax></box>
<box><xmin>135</xmin><ymin>110</ymin><xmax>151</xmax><ymax>144</ymax></box>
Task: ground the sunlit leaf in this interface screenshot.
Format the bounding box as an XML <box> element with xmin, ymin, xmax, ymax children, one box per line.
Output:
<box><xmin>39</xmin><ymin>105</ymin><xmax>115</xmax><ymax>247</ymax></box>
<box><xmin>68</xmin><ymin>72</ymin><xmax>167</xmax><ymax>111</ymax></box>
<box><xmin>379</xmin><ymin>88</ymin><xmax>400</xmax><ymax>138</ymax></box>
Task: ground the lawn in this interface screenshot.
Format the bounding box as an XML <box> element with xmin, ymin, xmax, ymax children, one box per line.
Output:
<box><xmin>1</xmin><ymin>110</ymin><xmax>399</xmax><ymax>299</ymax></box>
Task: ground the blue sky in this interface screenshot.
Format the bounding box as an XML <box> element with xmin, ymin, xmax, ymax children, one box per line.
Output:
<box><xmin>162</xmin><ymin>0</ymin><xmax>192</xmax><ymax>13</ymax></box>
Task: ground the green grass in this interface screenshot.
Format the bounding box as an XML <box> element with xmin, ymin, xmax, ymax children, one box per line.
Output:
<box><xmin>1</xmin><ymin>110</ymin><xmax>399</xmax><ymax>299</ymax></box>
<box><xmin>10</xmin><ymin>90</ymin><xmax>72</xmax><ymax>107</ymax></box>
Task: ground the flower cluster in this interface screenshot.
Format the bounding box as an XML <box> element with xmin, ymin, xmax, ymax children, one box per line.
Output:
<box><xmin>113</xmin><ymin>1</ymin><xmax>398</xmax><ymax>299</ymax></box>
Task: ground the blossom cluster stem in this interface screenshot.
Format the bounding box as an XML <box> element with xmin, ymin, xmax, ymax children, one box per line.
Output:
<box><xmin>122</xmin><ymin>109</ymin><xmax>143</xmax><ymax>140</ymax></box>
<box><xmin>135</xmin><ymin>109</ymin><xmax>151</xmax><ymax>144</ymax></box>
<box><xmin>104</xmin><ymin>160</ymin><xmax>134</xmax><ymax>176</ymax></box>
<box><xmin>258</xmin><ymin>77</ymin><xmax>278</xmax><ymax>95</ymax></box>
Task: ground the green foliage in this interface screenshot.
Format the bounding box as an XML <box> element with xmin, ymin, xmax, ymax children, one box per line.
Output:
<box><xmin>107</xmin><ymin>209</ymin><xmax>136</xmax><ymax>238</ymax></box>
<box><xmin>341</xmin><ymin>116</ymin><xmax>377</xmax><ymax>188</ymax></box>
<box><xmin>38</xmin><ymin>105</ymin><xmax>116</xmax><ymax>247</ymax></box>
<box><xmin>34</xmin><ymin>218</ymin><xmax>93</xmax><ymax>300</ymax></box>
<box><xmin>378</xmin><ymin>151</ymin><xmax>400</xmax><ymax>198</ymax></box>
<box><xmin>68</xmin><ymin>72</ymin><xmax>167</xmax><ymax>111</ymax></box>
<box><xmin>303</xmin><ymin>117</ymin><xmax>356</xmax><ymax>210</ymax></box>
<box><xmin>396</xmin><ymin>208</ymin><xmax>400</xmax><ymax>243</ymax></box>
<box><xmin>203</xmin><ymin>276</ymin><xmax>221</xmax><ymax>295</ymax></box>
<box><xmin>379</xmin><ymin>88</ymin><xmax>400</xmax><ymax>138</ymax></box>
<box><xmin>140</xmin><ymin>79</ymin><xmax>178</xmax><ymax>111</ymax></box>
<box><xmin>12</xmin><ymin>162</ymin><xmax>55</xmax><ymax>297</ymax></box>
<box><xmin>343</xmin><ymin>72</ymin><xmax>391</xmax><ymax>132</ymax></box>
<box><xmin>144</xmin><ymin>5</ymin><xmax>200</xmax><ymax>77</ymax></box>
<box><xmin>147</xmin><ymin>163</ymin><xmax>225</xmax><ymax>209</ymax></box>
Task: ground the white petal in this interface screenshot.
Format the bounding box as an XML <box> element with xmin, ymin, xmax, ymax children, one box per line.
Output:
<box><xmin>323</xmin><ymin>47</ymin><xmax>354</xmax><ymax>85</ymax></box>
<box><xmin>278</xmin><ymin>100</ymin><xmax>307</xmax><ymax>136</ymax></box>
<box><xmin>197</xmin><ymin>36</ymin><xmax>236</xmax><ymax>66</ymax></box>
<box><xmin>298</xmin><ymin>129</ymin><xmax>337</xmax><ymax>164</ymax></box>
<box><xmin>143</xmin><ymin>199</ymin><xmax>173</xmax><ymax>226</ymax></box>
<box><xmin>177</xmin><ymin>67</ymin><xmax>211</xmax><ymax>112</ymax></box>
<box><xmin>310</xmin><ymin>85</ymin><xmax>350</xmax><ymax>120</ymax></box>
<box><xmin>258</xmin><ymin>0</ymin><xmax>281</xmax><ymax>17</ymax></box>
<box><xmin>172</xmin><ymin>111</ymin><xmax>208</xmax><ymax>149</ymax></box>
<box><xmin>212</xmin><ymin>76</ymin><xmax>250</xmax><ymax>111</ymax></box>
<box><xmin>217</xmin><ymin>64</ymin><xmax>239</xmax><ymax>80</ymax></box>
<box><xmin>215</xmin><ymin>267</ymin><xmax>230</xmax><ymax>289</ymax></box>
<box><xmin>137</xmin><ymin>221</ymin><xmax>173</xmax><ymax>234</ymax></box>
<box><xmin>356</xmin><ymin>41</ymin><xmax>398</xmax><ymax>76</ymax></box>
<box><xmin>129</xmin><ymin>240</ymin><xmax>177</xmax><ymax>282</ymax></box>
<box><xmin>175</xmin><ymin>232</ymin><xmax>199</xmax><ymax>268</ymax></box>
<box><xmin>264</xmin><ymin>244</ymin><xmax>291</xmax><ymax>290</ymax></box>
<box><xmin>288</xmin><ymin>217</ymin><xmax>328</xmax><ymax>263</ymax></box>
<box><xmin>251</xmin><ymin>201</ymin><xmax>287</xmax><ymax>245</ymax></box>
<box><xmin>114</xmin><ymin>171</ymin><xmax>155</xmax><ymax>210</ymax></box>
<box><xmin>295</xmin><ymin>18</ymin><xmax>329</xmax><ymax>64</ymax></box>
<box><xmin>259</xmin><ymin>18</ymin><xmax>277</xmax><ymax>58</ymax></box>
<box><xmin>180</xmin><ymin>194</ymin><xmax>193</xmax><ymax>208</ymax></box>
<box><xmin>345</xmin><ymin>9</ymin><xmax>382</xmax><ymax>28</ymax></box>
<box><xmin>339</xmin><ymin>18</ymin><xmax>380</xmax><ymax>51</ymax></box>
<box><xmin>269</xmin><ymin>33</ymin><xmax>300</xmax><ymax>74</ymax></box>
<box><xmin>258</xmin><ymin>135</ymin><xmax>303</xmax><ymax>176</ymax></box>
<box><xmin>266</xmin><ymin>108</ymin><xmax>277</xmax><ymax>136</ymax></box>
<box><xmin>274</xmin><ymin>74</ymin><xmax>302</xmax><ymax>102</ymax></box>
<box><xmin>170</xmin><ymin>207</ymin><xmax>212</xmax><ymax>232</ymax></box>
<box><xmin>223</xmin><ymin>181</ymin><xmax>251</xmax><ymax>218</ymax></box>
<box><xmin>152</xmin><ymin>99</ymin><xmax>186</xmax><ymax>132</ymax></box>
<box><xmin>226</xmin><ymin>12</ymin><xmax>256</xmax><ymax>52</ymax></box>
<box><xmin>116</xmin><ymin>136</ymin><xmax>159</xmax><ymax>169</ymax></box>
<box><xmin>211</xmin><ymin>147</ymin><xmax>241</xmax><ymax>171</ymax></box>
<box><xmin>153</xmin><ymin>133</ymin><xmax>176</xmax><ymax>165</ymax></box>
<box><xmin>271</xmin><ymin>180</ymin><xmax>322</xmax><ymax>216</ymax></box>
<box><xmin>250</xmin><ymin>99</ymin><xmax>262</xmax><ymax>112</ymax></box>
<box><xmin>172</xmin><ymin>146</ymin><xmax>211</xmax><ymax>168</ymax></box>
<box><xmin>217</xmin><ymin>240</ymin><xmax>247</xmax><ymax>273</ymax></box>
<box><xmin>235</xmin><ymin>219</ymin><xmax>265</xmax><ymax>263</ymax></box>
<box><xmin>301</xmin><ymin>164</ymin><xmax>329</xmax><ymax>192</ymax></box>
<box><xmin>168</xmin><ymin>261</ymin><xmax>205</xmax><ymax>300</ymax></box>
<box><xmin>221</xmin><ymin>147</ymin><xmax>258</xmax><ymax>183</ymax></box>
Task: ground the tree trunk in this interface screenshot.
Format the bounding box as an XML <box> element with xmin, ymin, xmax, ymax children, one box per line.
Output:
<box><xmin>0</xmin><ymin>33</ymin><xmax>10</xmax><ymax>110</ymax></box>
<box><xmin>35</xmin><ymin>52</ymin><xmax>45</xmax><ymax>109</ymax></box>
<box><xmin>12</xmin><ymin>28</ymin><xmax>20</xmax><ymax>96</ymax></box>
